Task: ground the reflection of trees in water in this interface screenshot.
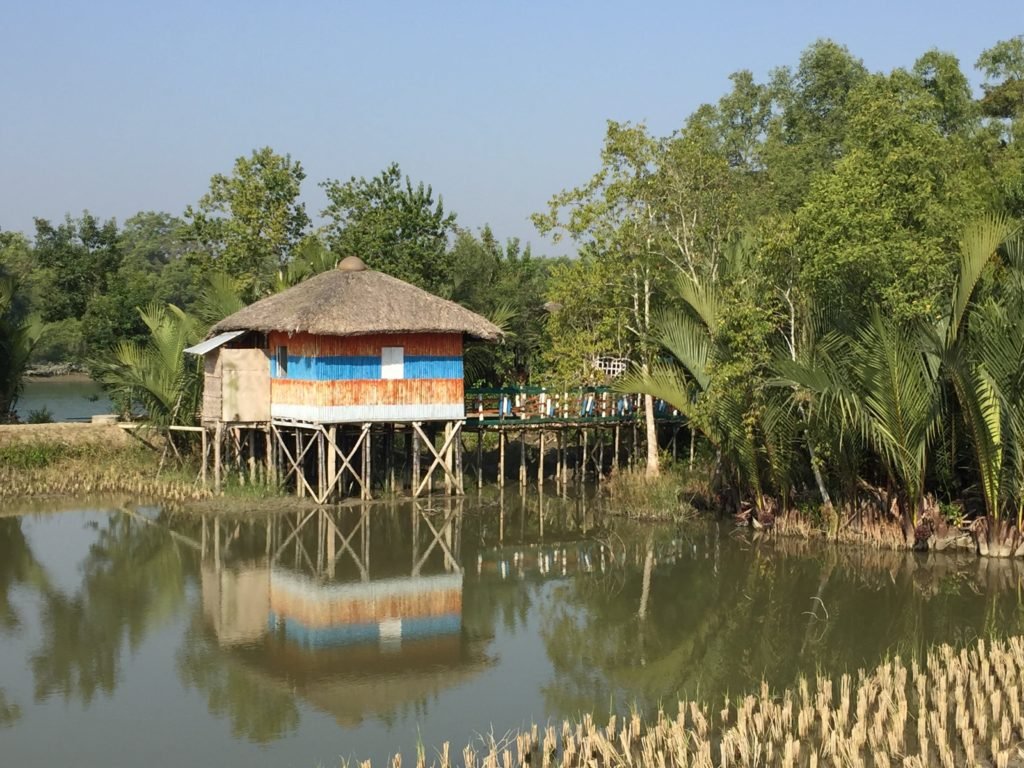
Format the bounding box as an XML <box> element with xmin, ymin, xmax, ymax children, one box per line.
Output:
<box><xmin>175</xmin><ymin>614</ymin><xmax>299</xmax><ymax>744</ymax></box>
<box><xmin>0</xmin><ymin>518</ymin><xmax>45</xmax><ymax>633</ymax></box>
<box><xmin>0</xmin><ymin>518</ymin><xmax>39</xmax><ymax>727</ymax></box>
<box><xmin>539</xmin><ymin>527</ymin><xmax>1024</xmax><ymax>722</ymax></box>
<box><xmin>29</xmin><ymin>513</ymin><xmax>190</xmax><ymax>705</ymax></box>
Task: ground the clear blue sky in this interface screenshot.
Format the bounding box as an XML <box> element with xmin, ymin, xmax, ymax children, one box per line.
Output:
<box><xmin>1</xmin><ymin>1</ymin><xmax>1019</xmax><ymax>255</ymax></box>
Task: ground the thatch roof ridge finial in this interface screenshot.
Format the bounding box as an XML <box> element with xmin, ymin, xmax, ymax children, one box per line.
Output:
<box><xmin>337</xmin><ymin>255</ymin><xmax>367</xmax><ymax>272</ymax></box>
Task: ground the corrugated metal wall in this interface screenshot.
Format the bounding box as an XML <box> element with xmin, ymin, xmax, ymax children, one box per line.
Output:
<box><xmin>267</xmin><ymin>331</ymin><xmax>465</xmax><ymax>423</ymax></box>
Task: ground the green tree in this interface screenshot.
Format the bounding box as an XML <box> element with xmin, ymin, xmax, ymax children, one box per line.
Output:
<box><xmin>185</xmin><ymin>147</ymin><xmax>310</xmax><ymax>299</ymax></box>
<box><xmin>794</xmin><ymin>69</ymin><xmax>990</xmax><ymax>326</ymax></box>
<box><xmin>977</xmin><ymin>36</ymin><xmax>1024</xmax><ymax>120</ymax></box>
<box><xmin>0</xmin><ymin>276</ymin><xmax>41</xmax><ymax>421</ymax></box>
<box><xmin>763</xmin><ymin>39</ymin><xmax>868</xmax><ymax>212</ymax></box>
<box><xmin>32</xmin><ymin>213</ymin><xmax>121</xmax><ymax>323</ymax></box>
<box><xmin>320</xmin><ymin>163</ymin><xmax>457</xmax><ymax>295</ymax></box>
<box><xmin>450</xmin><ymin>227</ymin><xmax>553</xmax><ymax>384</ymax></box>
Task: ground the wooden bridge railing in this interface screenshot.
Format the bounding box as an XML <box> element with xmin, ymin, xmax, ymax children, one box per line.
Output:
<box><xmin>463</xmin><ymin>386</ymin><xmax>683</xmax><ymax>426</ymax></box>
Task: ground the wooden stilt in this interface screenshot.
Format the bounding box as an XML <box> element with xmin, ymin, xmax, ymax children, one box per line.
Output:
<box><xmin>411</xmin><ymin>425</ymin><xmax>421</xmax><ymax>497</ymax></box>
<box><xmin>264</xmin><ymin>429</ymin><xmax>272</xmax><ymax>487</ymax></box>
<box><xmin>200</xmin><ymin>427</ymin><xmax>209</xmax><ymax>487</ymax></box>
<box><xmin>362</xmin><ymin>425</ymin><xmax>372</xmax><ymax>500</ymax></box>
<box><xmin>499</xmin><ymin>430</ymin><xmax>506</xmax><ymax>488</ymax></box>
<box><xmin>454</xmin><ymin>426</ymin><xmax>463</xmax><ymax>496</ymax></box>
<box><xmin>538</xmin><ymin>430</ymin><xmax>545</xmax><ymax>488</ymax></box>
<box><xmin>476</xmin><ymin>430</ymin><xmax>484</xmax><ymax>490</ymax></box>
<box><xmin>247</xmin><ymin>430</ymin><xmax>256</xmax><ymax>485</ymax></box>
<box><xmin>327</xmin><ymin>426</ymin><xmax>337</xmax><ymax>502</ymax></box>
<box><xmin>519</xmin><ymin>430</ymin><xmax>526</xmax><ymax>488</ymax></box>
<box><xmin>317</xmin><ymin>429</ymin><xmax>325</xmax><ymax>502</ymax></box>
<box><xmin>444</xmin><ymin>422</ymin><xmax>453</xmax><ymax>495</ymax></box>
<box><xmin>598</xmin><ymin>430</ymin><xmax>605</xmax><ymax>483</ymax></box>
<box><xmin>214</xmin><ymin>422</ymin><xmax>223</xmax><ymax>492</ymax></box>
<box><xmin>539</xmin><ymin>487</ymin><xmax>544</xmax><ymax>539</ymax></box>
<box><xmin>387</xmin><ymin>426</ymin><xmax>396</xmax><ymax>494</ymax></box>
<box><xmin>614</xmin><ymin>424</ymin><xmax>620</xmax><ymax>472</ymax></box>
<box><xmin>582</xmin><ymin>429</ymin><xmax>589</xmax><ymax>483</ymax></box>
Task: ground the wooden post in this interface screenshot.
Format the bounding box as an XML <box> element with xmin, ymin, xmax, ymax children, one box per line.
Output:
<box><xmin>614</xmin><ymin>424</ymin><xmax>620</xmax><ymax>472</ymax></box>
<box><xmin>539</xmin><ymin>487</ymin><xmax>545</xmax><ymax>539</ymax></box>
<box><xmin>317</xmin><ymin>429</ymin><xmax>325</xmax><ymax>502</ymax></box>
<box><xmin>499</xmin><ymin>430</ymin><xmax>506</xmax><ymax>489</ymax></box>
<box><xmin>327</xmin><ymin>426</ymin><xmax>337</xmax><ymax>502</ymax></box>
<box><xmin>363</xmin><ymin>425</ymin><xmax>372</xmax><ymax>500</ymax></box>
<box><xmin>412</xmin><ymin>425</ymin><xmax>421</xmax><ymax>497</ymax></box>
<box><xmin>296</xmin><ymin>429</ymin><xmax>305</xmax><ymax>499</ymax></box>
<box><xmin>264</xmin><ymin>429</ymin><xmax>272</xmax><ymax>488</ymax></box>
<box><xmin>581</xmin><ymin>429</ymin><xmax>588</xmax><ymax>483</ymax></box>
<box><xmin>519</xmin><ymin>430</ymin><xmax>527</xmax><ymax>488</ymax></box>
<box><xmin>476</xmin><ymin>430</ymin><xmax>484</xmax><ymax>490</ymax></box>
<box><xmin>454</xmin><ymin>424</ymin><xmax>464</xmax><ymax>496</ymax></box>
<box><xmin>598</xmin><ymin>430</ymin><xmax>604</xmax><ymax>484</ymax></box>
<box><xmin>387</xmin><ymin>426</ymin><xmax>396</xmax><ymax>494</ymax></box>
<box><xmin>201</xmin><ymin>427</ymin><xmax>208</xmax><ymax>487</ymax></box>
<box><xmin>538</xmin><ymin>430</ymin><xmax>545</xmax><ymax>489</ymax></box>
<box><xmin>214</xmin><ymin>422</ymin><xmax>223</xmax><ymax>492</ymax></box>
<box><xmin>426</xmin><ymin>426</ymin><xmax>433</xmax><ymax>495</ymax></box>
<box><xmin>247</xmin><ymin>430</ymin><xmax>256</xmax><ymax>485</ymax></box>
<box><xmin>443</xmin><ymin>422</ymin><xmax>453</xmax><ymax>495</ymax></box>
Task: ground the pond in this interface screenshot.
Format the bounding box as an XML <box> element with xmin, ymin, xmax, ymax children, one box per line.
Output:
<box><xmin>16</xmin><ymin>376</ymin><xmax>113</xmax><ymax>422</ymax></box>
<box><xmin>1</xmin><ymin>492</ymin><xmax>1022</xmax><ymax>767</ymax></box>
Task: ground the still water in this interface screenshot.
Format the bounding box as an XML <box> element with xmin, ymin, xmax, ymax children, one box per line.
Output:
<box><xmin>16</xmin><ymin>376</ymin><xmax>113</xmax><ymax>422</ymax></box>
<box><xmin>1</xmin><ymin>494</ymin><xmax>1022</xmax><ymax>767</ymax></box>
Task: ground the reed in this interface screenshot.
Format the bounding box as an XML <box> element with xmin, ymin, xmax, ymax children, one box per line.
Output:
<box><xmin>352</xmin><ymin>634</ymin><xmax>1024</xmax><ymax>768</ymax></box>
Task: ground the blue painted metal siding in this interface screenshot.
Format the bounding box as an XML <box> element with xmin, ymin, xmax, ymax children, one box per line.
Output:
<box><xmin>272</xmin><ymin>354</ymin><xmax>461</xmax><ymax>381</ymax></box>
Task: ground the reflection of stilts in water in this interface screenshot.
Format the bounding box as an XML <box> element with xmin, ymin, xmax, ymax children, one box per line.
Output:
<box><xmin>411</xmin><ymin>500</ymin><xmax>463</xmax><ymax>576</ymax></box>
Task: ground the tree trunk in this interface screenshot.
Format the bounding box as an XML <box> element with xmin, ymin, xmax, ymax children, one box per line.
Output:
<box><xmin>644</xmin><ymin>393</ymin><xmax>660</xmax><ymax>478</ymax></box>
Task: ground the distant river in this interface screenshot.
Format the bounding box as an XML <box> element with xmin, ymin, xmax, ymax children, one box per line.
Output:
<box><xmin>16</xmin><ymin>375</ymin><xmax>114</xmax><ymax>422</ymax></box>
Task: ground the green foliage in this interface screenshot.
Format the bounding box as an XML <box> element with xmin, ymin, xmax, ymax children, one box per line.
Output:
<box><xmin>185</xmin><ymin>147</ymin><xmax>310</xmax><ymax>299</ymax></box>
<box><xmin>92</xmin><ymin>303</ymin><xmax>204</xmax><ymax>426</ymax></box>
<box><xmin>0</xmin><ymin>276</ymin><xmax>41</xmax><ymax>421</ymax></box>
<box><xmin>320</xmin><ymin>163</ymin><xmax>457</xmax><ymax>295</ymax></box>
<box><xmin>32</xmin><ymin>213</ymin><xmax>121</xmax><ymax>323</ymax></box>
<box><xmin>451</xmin><ymin>227</ymin><xmax>554</xmax><ymax>384</ymax></box>
<box><xmin>977</xmin><ymin>36</ymin><xmax>1024</xmax><ymax>119</ymax></box>
<box><xmin>0</xmin><ymin>442</ymin><xmax>71</xmax><ymax>469</ymax></box>
<box><xmin>26</xmin><ymin>406</ymin><xmax>53</xmax><ymax>424</ymax></box>
<box><xmin>30</xmin><ymin>318</ymin><xmax>83</xmax><ymax>364</ymax></box>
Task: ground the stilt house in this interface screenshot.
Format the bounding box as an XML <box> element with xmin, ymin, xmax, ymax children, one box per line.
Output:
<box><xmin>186</xmin><ymin>256</ymin><xmax>501</xmax><ymax>500</ymax></box>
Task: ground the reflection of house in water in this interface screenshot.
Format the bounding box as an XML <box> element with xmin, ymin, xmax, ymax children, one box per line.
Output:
<box><xmin>198</xmin><ymin>506</ymin><xmax>489</xmax><ymax>727</ymax></box>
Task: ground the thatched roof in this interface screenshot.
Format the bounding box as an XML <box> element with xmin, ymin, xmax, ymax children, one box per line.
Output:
<box><xmin>210</xmin><ymin>257</ymin><xmax>502</xmax><ymax>341</ymax></box>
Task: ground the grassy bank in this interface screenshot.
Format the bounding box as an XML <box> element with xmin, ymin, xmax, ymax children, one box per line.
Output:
<box><xmin>0</xmin><ymin>423</ymin><xmax>212</xmax><ymax>502</ymax></box>
<box><xmin>358</xmin><ymin>634</ymin><xmax>1024</xmax><ymax>768</ymax></box>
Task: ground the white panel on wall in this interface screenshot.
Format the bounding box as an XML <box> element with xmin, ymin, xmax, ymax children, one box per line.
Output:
<box><xmin>381</xmin><ymin>346</ymin><xmax>404</xmax><ymax>380</ymax></box>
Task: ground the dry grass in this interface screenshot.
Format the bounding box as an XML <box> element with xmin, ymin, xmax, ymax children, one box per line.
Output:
<box><xmin>0</xmin><ymin>423</ymin><xmax>211</xmax><ymax>502</ymax></box>
<box><xmin>359</xmin><ymin>635</ymin><xmax>1024</xmax><ymax>768</ymax></box>
<box><xmin>0</xmin><ymin>422</ymin><xmax>131</xmax><ymax>448</ymax></box>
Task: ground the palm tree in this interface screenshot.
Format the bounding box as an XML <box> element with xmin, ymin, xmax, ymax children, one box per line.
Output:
<box><xmin>0</xmin><ymin>276</ymin><xmax>41</xmax><ymax>422</ymax></box>
<box><xmin>93</xmin><ymin>303</ymin><xmax>205</xmax><ymax>426</ymax></box>
<box><xmin>618</xmin><ymin>243</ymin><xmax>773</xmax><ymax>512</ymax></box>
